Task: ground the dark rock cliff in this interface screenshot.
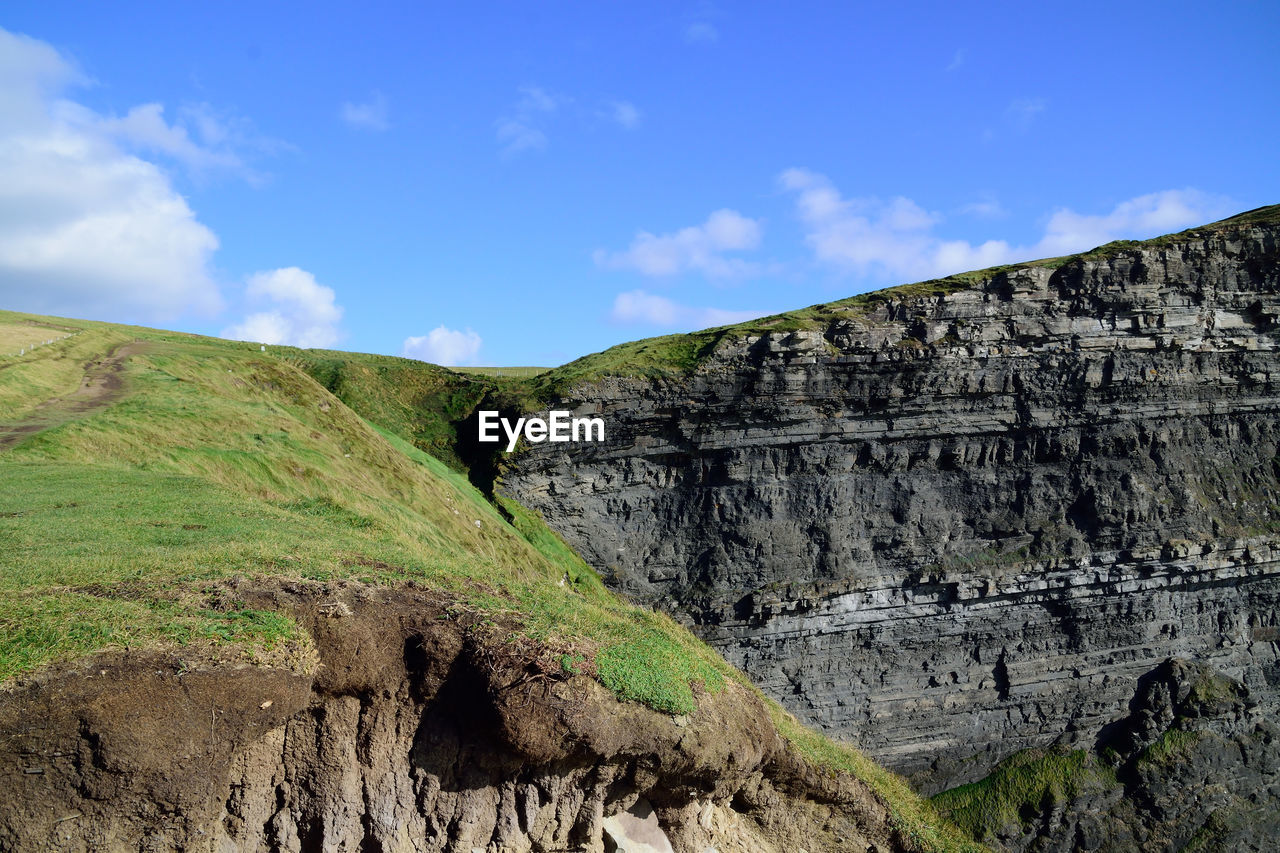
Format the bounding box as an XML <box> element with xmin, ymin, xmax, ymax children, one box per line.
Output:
<box><xmin>499</xmin><ymin>208</ymin><xmax>1280</xmax><ymax>828</ymax></box>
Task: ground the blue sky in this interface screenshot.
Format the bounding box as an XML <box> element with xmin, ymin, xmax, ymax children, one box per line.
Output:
<box><xmin>1</xmin><ymin>3</ymin><xmax>1277</xmax><ymax>366</ymax></box>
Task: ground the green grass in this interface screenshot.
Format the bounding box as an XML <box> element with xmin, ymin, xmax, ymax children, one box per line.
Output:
<box><xmin>0</xmin><ymin>310</ymin><xmax>989</xmax><ymax>850</ymax></box>
<box><xmin>1137</xmin><ymin>728</ymin><xmax>1205</xmax><ymax>767</ymax></box>
<box><xmin>449</xmin><ymin>365</ymin><xmax>549</xmax><ymax>378</ymax></box>
<box><xmin>0</xmin><ymin>313</ymin><xmax>124</xmax><ymax>421</ymax></box>
<box><xmin>1207</xmin><ymin>203</ymin><xmax>1280</xmax><ymax>230</ymax></box>
<box><xmin>930</xmin><ymin>747</ymin><xmax>1118</xmax><ymax>841</ymax></box>
<box><xmin>0</xmin><ymin>324</ymin><xmax>740</xmax><ymax>720</ymax></box>
<box><xmin>770</xmin><ymin>708</ymin><xmax>985</xmax><ymax>852</ymax></box>
<box><xmin>278</xmin><ymin>347</ymin><xmax>493</xmax><ymax>472</ymax></box>
<box><xmin>0</xmin><ymin>319</ymin><xmax>77</xmax><ymax>356</ymax></box>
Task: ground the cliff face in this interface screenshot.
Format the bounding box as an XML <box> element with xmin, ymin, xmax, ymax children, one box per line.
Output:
<box><xmin>500</xmin><ymin>210</ymin><xmax>1280</xmax><ymax>802</ymax></box>
<box><xmin>0</xmin><ymin>582</ymin><xmax>902</xmax><ymax>853</ymax></box>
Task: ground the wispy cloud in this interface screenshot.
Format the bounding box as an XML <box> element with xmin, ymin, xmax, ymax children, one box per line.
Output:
<box><xmin>222</xmin><ymin>267</ymin><xmax>344</xmax><ymax>348</ymax></box>
<box><xmin>603</xmin><ymin>99</ymin><xmax>641</xmax><ymax>130</ymax></box>
<box><xmin>0</xmin><ymin>27</ymin><xmax>223</xmax><ymax>322</ymax></box>
<box><xmin>1007</xmin><ymin>97</ymin><xmax>1047</xmax><ymax>132</ymax></box>
<box><xmin>683</xmin><ymin>1</ymin><xmax>723</xmax><ymax>44</ymax></box>
<box><xmin>780</xmin><ymin>167</ymin><xmax>1233</xmax><ymax>282</ymax></box>
<box><xmin>610</xmin><ymin>290</ymin><xmax>762</xmax><ymax>329</ymax></box>
<box><xmin>1036</xmin><ymin>191</ymin><xmax>1233</xmax><ymax>256</ymax></box>
<box><xmin>84</xmin><ymin>99</ymin><xmax>284</xmax><ymax>185</ymax></box>
<box><xmin>496</xmin><ymin>85</ymin><xmax>564</xmax><ymax>156</ymax></box>
<box><xmin>959</xmin><ymin>196</ymin><xmax>1006</xmax><ymax>219</ymax></box>
<box><xmin>95</xmin><ymin>103</ymin><xmax>242</xmax><ymax>174</ymax></box>
<box><xmin>945</xmin><ymin>48</ymin><xmax>966</xmax><ymax>72</ymax></box>
<box><xmin>402</xmin><ymin>326</ymin><xmax>483</xmax><ymax>366</ymax></box>
<box><xmin>982</xmin><ymin>96</ymin><xmax>1049</xmax><ymax>142</ymax></box>
<box><xmin>340</xmin><ymin>90</ymin><xmax>390</xmax><ymax>131</ymax></box>
<box><xmin>594</xmin><ymin>209</ymin><xmax>764</xmax><ymax>279</ymax></box>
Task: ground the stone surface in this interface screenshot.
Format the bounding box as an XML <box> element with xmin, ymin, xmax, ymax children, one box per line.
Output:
<box><xmin>602</xmin><ymin>798</ymin><xmax>675</xmax><ymax>853</ymax></box>
<box><xmin>500</xmin><ymin>213</ymin><xmax>1280</xmax><ymax>818</ymax></box>
<box><xmin>979</xmin><ymin>658</ymin><xmax>1280</xmax><ymax>851</ymax></box>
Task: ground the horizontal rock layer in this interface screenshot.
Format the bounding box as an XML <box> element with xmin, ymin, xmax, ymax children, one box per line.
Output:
<box><xmin>500</xmin><ymin>215</ymin><xmax>1280</xmax><ymax>793</ymax></box>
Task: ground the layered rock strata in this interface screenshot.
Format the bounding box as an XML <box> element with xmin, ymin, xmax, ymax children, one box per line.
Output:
<box><xmin>500</xmin><ymin>211</ymin><xmax>1280</xmax><ymax>793</ymax></box>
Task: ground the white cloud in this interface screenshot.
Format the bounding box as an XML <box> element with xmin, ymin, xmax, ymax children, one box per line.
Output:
<box><xmin>1037</xmin><ymin>191</ymin><xmax>1233</xmax><ymax>256</ymax></box>
<box><xmin>496</xmin><ymin>85</ymin><xmax>564</xmax><ymax>156</ymax></box>
<box><xmin>611</xmin><ymin>290</ymin><xmax>762</xmax><ymax>329</ymax></box>
<box><xmin>780</xmin><ymin>168</ymin><xmax>1233</xmax><ymax>282</ymax></box>
<box><xmin>0</xmin><ymin>27</ymin><xmax>223</xmax><ymax>321</ymax></box>
<box><xmin>222</xmin><ymin>267</ymin><xmax>343</xmax><ymax>348</ymax></box>
<box><xmin>945</xmin><ymin>49</ymin><xmax>966</xmax><ymax>72</ymax></box>
<box><xmin>340</xmin><ymin>91</ymin><xmax>389</xmax><ymax>131</ymax></box>
<box><xmin>605</xmin><ymin>100</ymin><xmax>641</xmax><ymax>129</ymax></box>
<box><xmin>402</xmin><ymin>326</ymin><xmax>483</xmax><ymax>366</ymax></box>
<box><xmin>593</xmin><ymin>209</ymin><xmax>764</xmax><ymax>279</ymax></box>
<box><xmin>91</xmin><ymin>102</ymin><xmax>268</xmax><ymax>185</ymax></box>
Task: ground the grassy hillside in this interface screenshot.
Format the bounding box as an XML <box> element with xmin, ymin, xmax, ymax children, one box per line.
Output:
<box><xmin>0</xmin><ymin>308</ymin><xmax>980</xmax><ymax>852</ymax></box>
<box><xmin>275</xmin><ymin>347</ymin><xmax>493</xmax><ymax>471</ymax></box>
<box><xmin>0</xmin><ymin>311</ymin><xmax>717</xmax><ymax>709</ymax></box>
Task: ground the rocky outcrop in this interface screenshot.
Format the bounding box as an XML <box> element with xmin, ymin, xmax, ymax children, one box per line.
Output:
<box><xmin>499</xmin><ymin>210</ymin><xmax>1280</xmax><ymax>805</ymax></box>
<box><xmin>0</xmin><ymin>582</ymin><xmax>902</xmax><ymax>852</ymax></box>
<box><xmin>962</xmin><ymin>658</ymin><xmax>1280</xmax><ymax>851</ymax></box>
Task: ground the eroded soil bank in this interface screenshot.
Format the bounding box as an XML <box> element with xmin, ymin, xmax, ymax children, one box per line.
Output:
<box><xmin>0</xmin><ymin>580</ymin><xmax>911</xmax><ymax>852</ymax></box>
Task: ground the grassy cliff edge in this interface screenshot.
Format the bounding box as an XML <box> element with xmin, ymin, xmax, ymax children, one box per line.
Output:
<box><xmin>0</xmin><ymin>308</ymin><xmax>979</xmax><ymax>851</ymax></box>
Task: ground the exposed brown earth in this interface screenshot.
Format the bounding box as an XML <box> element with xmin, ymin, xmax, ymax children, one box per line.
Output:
<box><xmin>0</xmin><ymin>580</ymin><xmax>910</xmax><ymax>852</ymax></box>
<box><xmin>0</xmin><ymin>341</ymin><xmax>148</xmax><ymax>451</ymax></box>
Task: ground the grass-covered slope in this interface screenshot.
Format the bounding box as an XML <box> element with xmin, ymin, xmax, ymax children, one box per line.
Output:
<box><xmin>275</xmin><ymin>347</ymin><xmax>493</xmax><ymax>471</ymax></box>
<box><xmin>0</xmin><ymin>310</ymin><xmax>722</xmax><ymax>712</ymax></box>
<box><xmin>0</xmin><ymin>308</ymin><xmax>982</xmax><ymax>851</ymax></box>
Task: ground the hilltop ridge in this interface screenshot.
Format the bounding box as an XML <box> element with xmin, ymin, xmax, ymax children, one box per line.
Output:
<box><xmin>523</xmin><ymin>203</ymin><xmax>1280</xmax><ymax>394</ymax></box>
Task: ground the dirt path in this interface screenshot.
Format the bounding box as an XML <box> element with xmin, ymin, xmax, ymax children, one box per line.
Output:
<box><xmin>0</xmin><ymin>341</ymin><xmax>149</xmax><ymax>452</ymax></box>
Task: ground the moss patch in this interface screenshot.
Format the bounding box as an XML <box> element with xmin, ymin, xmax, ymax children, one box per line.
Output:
<box><xmin>931</xmin><ymin>747</ymin><xmax>1118</xmax><ymax>841</ymax></box>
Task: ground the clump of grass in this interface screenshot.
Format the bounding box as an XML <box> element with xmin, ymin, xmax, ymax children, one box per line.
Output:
<box><xmin>1137</xmin><ymin>728</ymin><xmax>1204</xmax><ymax>767</ymax></box>
<box><xmin>280</xmin><ymin>496</ymin><xmax>375</xmax><ymax>529</ymax></box>
<box><xmin>931</xmin><ymin>748</ymin><xmax>1118</xmax><ymax>841</ymax></box>
<box><xmin>768</xmin><ymin>707</ymin><xmax>985</xmax><ymax>852</ymax></box>
<box><xmin>594</xmin><ymin>624</ymin><xmax>724</xmax><ymax>714</ymax></box>
<box><xmin>1185</xmin><ymin>667</ymin><xmax>1242</xmax><ymax>707</ymax></box>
